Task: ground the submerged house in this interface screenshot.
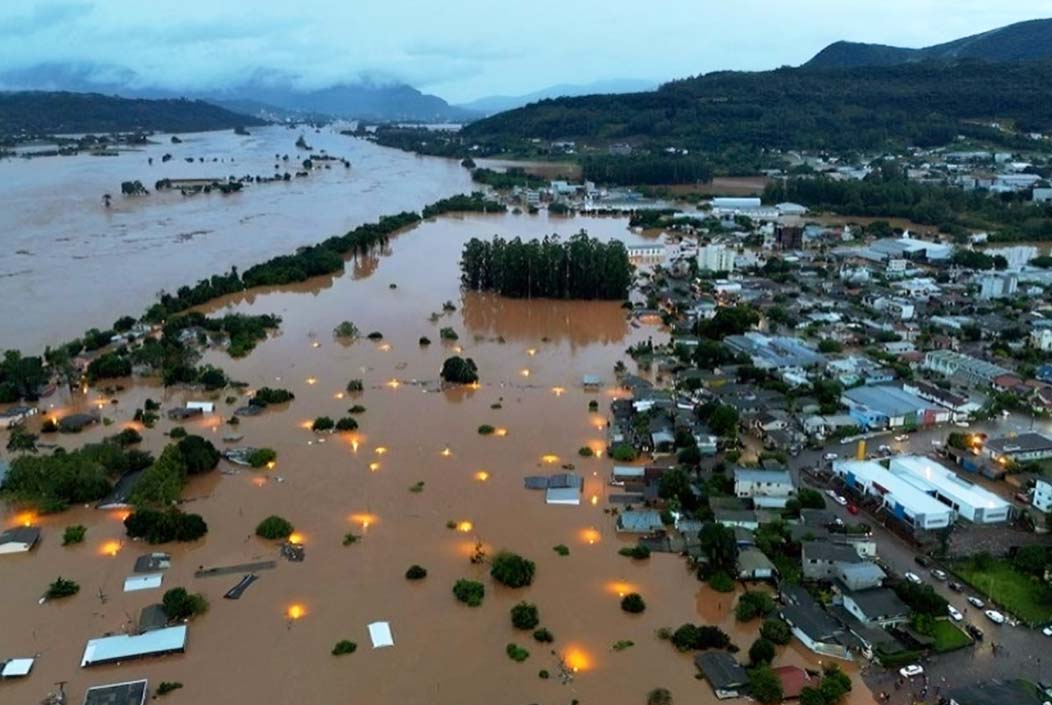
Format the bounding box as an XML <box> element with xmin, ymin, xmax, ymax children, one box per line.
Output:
<box><xmin>81</xmin><ymin>625</ymin><xmax>187</xmax><ymax>667</ymax></box>
<box><xmin>695</xmin><ymin>651</ymin><xmax>748</xmax><ymax>700</ymax></box>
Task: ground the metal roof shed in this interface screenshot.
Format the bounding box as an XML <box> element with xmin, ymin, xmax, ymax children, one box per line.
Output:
<box><xmin>82</xmin><ymin>679</ymin><xmax>149</xmax><ymax>705</ymax></box>
<box><xmin>545</xmin><ymin>486</ymin><xmax>581</xmax><ymax>505</ymax></box>
<box><xmin>81</xmin><ymin>625</ymin><xmax>187</xmax><ymax>667</ymax></box>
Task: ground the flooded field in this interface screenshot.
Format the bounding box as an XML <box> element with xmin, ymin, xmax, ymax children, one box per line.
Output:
<box><xmin>1</xmin><ymin>205</ymin><xmax>877</xmax><ymax>704</ymax></box>
<box><xmin>1</xmin><ymin>125</ymin><xmax>473</xmax><ymax>351</ymax></box>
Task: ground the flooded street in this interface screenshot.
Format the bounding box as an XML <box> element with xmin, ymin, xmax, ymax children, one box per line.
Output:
<box><xmin>1</xmin><ymin>202</ymin><xmax>877</xmax><ymax>704</ymax></box>
<box><xmin>1</xmin><ymin>125</ymin><xmax>473</xmax><ymax>351</ymax></box>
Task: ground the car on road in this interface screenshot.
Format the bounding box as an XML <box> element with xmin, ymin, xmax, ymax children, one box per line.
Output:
<box><xmin>914</xmin><ymin>555</ymin><xmax>931</xmax><ymax>568</ymax></box>
<box><xmin>823</xmin><ymin>452</ymin><xmax>838</xmax><ymax>461</ymax></box>
<box><xmin>968</xmin><ymin>596</ymin><xmax>985</xmax><ymax>608</ymax></box>
<box><xmin>899</xmin><ymin>664</ymin><xmax>924</xmax><ymax>678</ymax></box>
<box><xmin>905</xmin><ymin>572</ymin><xmax>923</xmax><ymax>585</ymax></box>
<box><xmin>948</xmin><ymin>605</ymin><xmax>963</xmax><ymax>621</ymax></box>
<box><xmin>931</xmin><ymin>569</ymin><xmax>948</xmax><ymax>581</ymax></box>
<box><xmin>955</xmin><ymin>421</ymin><xmax>971</xmax><ymax>428</ymax></box>
<box><xmin>985</xmin><ymin>609</ymin><xmax>1006</xmax><ymax>624</ymax></box>
<box><xmin>894</xmin><ymin>434</ymin><xmax>909</xmax><ymax>442</ymax></box>
<box><xmin>966</xmin><ymin>624</ymin><xmax>984</xmax><ymax>641</ymax></box>
<box><xmin>948</xmin><ymin>581</ymin><xmax>963</xmax><ymax>592</ymax></box>
<box><xmin>1043</xmin><ymin>626</ymin><xmax>1052</xmax><ymax>637</ymax></box>
<box><xmin>833</xmin><ymin>494</ymin><xmax>848</xmax><ymax>506</ymax></box>
<box><xmin>847</xmin><ymin>503</ymin><xmax>859</xmax><ymax>515</ymax></box>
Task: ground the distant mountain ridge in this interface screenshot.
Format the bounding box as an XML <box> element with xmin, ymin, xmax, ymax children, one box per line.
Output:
<box><xmin>0</xmin><ymin>91</ymin><xmax>266</xmax><ymax>135</ymax></box>
<box><xmin>0</xmin><ymin>62</ymin><xmax>478</xmax><ymax>123</ymax></box>
<box><xmin>806</xmin><ymin>18</ymin><xmax>1052</xmax><ymax>68</ymax></box>
<box><xmin>457</xmin><ymin>79</ymin><xmax>657</xmax><ymax>115</ymax></box>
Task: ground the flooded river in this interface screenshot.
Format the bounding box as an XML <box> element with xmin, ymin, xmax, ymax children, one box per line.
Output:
<box><xmin>1</xmin><ymin>125</ymin><xmax>473</xmax><ymax>351</ymax></box>
<box><xmin>1</xmin><ymin>165</ymin><xmax>877</xmax><ymax>703</ymax></box>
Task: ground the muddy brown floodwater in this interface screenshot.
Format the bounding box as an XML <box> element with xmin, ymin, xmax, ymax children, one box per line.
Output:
<box><xmin>1</xmin><ymin>211</ymin><xmax>877</xmax><ymax>705</ymax></box>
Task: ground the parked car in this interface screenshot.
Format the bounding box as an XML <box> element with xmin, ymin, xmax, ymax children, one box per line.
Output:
<box><xmin>968</xmin><ymin>596</ymin><xmax>985</xmax><ymax>608</ymax></box>
<box><xmin>966</xmin><ymin>624</ymin><xmax>984</xmax><ymax>641</ymax></box>
<box><xmin>948</xmin><ymin>581</ymin><xmax>963</xmax><ymax>592</ymax></box>
<box><xmin>914</xmin><ymin>555</ymin><xmax>931</xmax><ymax>568</ymax></box>
<box><xmin>899</xmin><ymin>664</ymin><xmax>924</xmax><ymax>678</ymax></box>
<box><xmin>823</xmin><ymin>452</ymin><xmax>839</xmax><ymax>461</ymax></box>
<box><xmin>847</xmin><ymin>503</ymin><xmax>859</xmax><ymax>515</ymax></box>
<box><xmin>1043</xmin><ymin>626</ymin><xmax>1052</xmax><ymax>637</ymax></box>
<box><xmin>833</xmin><ymin>494</ymin><xmax>848</xmax><ymax>506</ymax></box>
<box><xmin>985</xmin><ymin>609</ymin><xmax>1006</xmax><ymax>624</ymax></box>
<box><xmin>955</xmin><ymin>421</ymin><xmax>971</xmax><ymax>428</ymax></box>
<box><xmin>931</xmin><ymin>569</ymin><xmax>948</xmax><ymax>581</ymax></box>
<box><xmin>948</xmin><ymin>605</ymin><xmax>963</xmax><ymax>621</ymax></box>
<box><xmin>878</xmin><ymin>444</ymin><xmax>891</xmax><ymax>454</ymax></box>
<box><xmin>905</xmin><ymin>572</ymin><xmax>923</xmax><ymax>585</ymax></box>
<box><xmin>894</xmin><ymin>434</ymin><xmax>909</xmax><ymax>442</ymax></box>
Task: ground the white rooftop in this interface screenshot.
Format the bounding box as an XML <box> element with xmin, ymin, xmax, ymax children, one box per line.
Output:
<box><xmin>368</xmin><ymin>621</ymin><xmax>394</xmax><ymax>649</ymax></box>
<box><xmin>833</xmin><ymin>459</ymin><xmax>953</xmax><ymax>517</ymax></box>
<box><xmin>1</xmin><ymin>657</ymin><xmax>34</xmax><ymax>677</ymax></box>
<box><xmin>889</xmin><ymin>455</ymin><xmax>1010</xmax><ymax>511</ymax></box>
<box><xmin>81</xmin><ymin>625</ymin><xmax>187</xmax><ymax>667</ymax></box>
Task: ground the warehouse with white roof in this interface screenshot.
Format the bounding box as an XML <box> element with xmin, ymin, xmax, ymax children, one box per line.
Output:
<box><xmin>888</xmin><ymin>455</ymin><xmax>1011</xmax><ymax>524</ymax></box>
<box><xmin>831</xmin><ymin>459</ymin><xmax>954</xmax><ymax>530</ymax></box>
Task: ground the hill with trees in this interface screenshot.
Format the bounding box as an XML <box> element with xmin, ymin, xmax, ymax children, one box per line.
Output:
<box><xmin>805</xmin><ymin>18</ymin><xmax>1052</xmax><ymax>68</ymax></box>
<box><xmin>0</xmin><ymin>91</ymin><xmax>266</xmax><ymax>136</ymax></box>
<box><xmin>461</xmin><ymin>60</ymin><xmax>1052</xmax><ymax>154</ymax></box>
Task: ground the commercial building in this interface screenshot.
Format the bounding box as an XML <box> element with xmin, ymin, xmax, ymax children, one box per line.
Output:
<box><xmin>734</xmin><ymin>468</ymin><xmax>795</xmax><ymax>508</ymax></box>
<box><xmin>724</xmin><ymin>333</ymin><xmax>826</xmax><ymax>371</ymax></box>
<box><xmin>832</xmin><ymin>459</ymin><xmax>954</xmax><ymax>530</ymax></box>
<box><xmin>985</xmin><ymin>432</ymin><xmax>1052</xmax><ymax>463</ymax></box>
<box><xmin>1034</xmin><ymin>479</ymin><xmax>1052</xmax><ymax>514</ymax></box>
<box><xmin>698</xmin><ymin>244</ymin><xmax>736</xmax><ymax>272</ymax></box>
<box><xmin>902</xmin><ymin>380</ymin><xmax>980</xmax><ymax>420</ymax></box>
<box><xmin>923</xmin><ymin>350</ymin><xmax>1011</xmax><ymax>387</ymax></box>
<box><xmin>978</xmin><ymin>273</ymin><xmax>1019</xmax><ymax>301</ymax></box>
<box><xmin>841</xmin><ymin>385</ymin><xmax>948</xmax><ymax>430</ymax></box>
<box><xmin>889</xmin><ymin>455</ymin><xmax>1011</xmax><ymax>524</ymax></box>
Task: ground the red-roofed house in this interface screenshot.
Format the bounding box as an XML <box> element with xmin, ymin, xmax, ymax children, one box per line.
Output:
<box><xmin>773</xmin><ymin>665</ymin><xmax>813</xmax><ymax>700</ymax></box>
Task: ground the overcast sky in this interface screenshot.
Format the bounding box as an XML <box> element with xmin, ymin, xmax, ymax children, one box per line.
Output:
<box><xmin>1</xmin><ymin>1</ymin><xmax>1049</xmax><ymax>102</ymax></box>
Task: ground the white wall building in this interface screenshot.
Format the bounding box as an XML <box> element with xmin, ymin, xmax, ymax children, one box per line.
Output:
<box><xmin>978</xmin><ymin>273</ymin><xmax>1019</xmax><ymax>301</ymax></box>
<box><xmin>888</xmin><ymin>455</ymin><xmax>1011</xmax><ymax>524</ymax></box>
<box><xmin>832</xmin><ymin>460</ymin><xmax>954</xmax><ymax>530</ymax></box>
<box><xmin>1033</xmin><ymin>479</ymin><xmax>1052</xmax><ymax>514</ymax></box>
<box><xmin>734</xmin><ymin>468</ymin><xmax>795</xmax><ymax>508</ymax></box>
<box><xmin>698</xmin><ymin>244</ymin><xmax>736</xmax><ymax>273</ymax></box>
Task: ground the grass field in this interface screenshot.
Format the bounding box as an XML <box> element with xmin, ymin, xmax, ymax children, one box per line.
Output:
<box><xmin>955</xmin><ymin>558</ymin><xmax>1052</xmax><ymax>625</ymax></box>
<box><xmin>931</xmin><ymin>620</ymin><xmax>971</xmax><ymax>653</ymax></box>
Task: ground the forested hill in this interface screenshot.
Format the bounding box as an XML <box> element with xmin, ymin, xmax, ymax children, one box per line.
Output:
<box><xmin>806</xmin><ymin>18</ymin><xmax>1052</xmax><ymax>68</ymax></box>
<box><xmin>0</xmin><ymin>91</ymin><xmax>267</xmax><ymax>135</ymax></box>
<box><xmin>461</xmin><ymin>61</ymin><xmax>1052</xmax><ymax>152</ymax></box>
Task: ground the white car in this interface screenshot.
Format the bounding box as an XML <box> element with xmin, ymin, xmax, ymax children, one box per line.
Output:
<box><xmin>905</xmin><ymin>572</ymin><xmax>923</xmax><ymax>585</ymax></box>
<box><xmin>947</xmin><ymin>605</ymin><xmax>963</xmax><ymax>621</ymax></box>
<box><xmin>899</xmin><ymin>664</ymin><xmax>924</xmax><ymax>678</ymax></box>
<box><xmin>823</xmin><ymin>452</ymin><xmax>838</xmax><ymax>461</ymax></box>
<box><xmin>931</xmin><ymin>569</ymin><xmax>948</xmax><ymax>581</ymax></box>
<box><xmin>894</xmin><ymin>434</ymin><xmax>909</xmax><ymax>442</ymax></box>
<box><xmin>833</xmin><ymin>494</ymin><xmax>848</xmax><ymax>507</ymax></box>
<box><xmin>1042</xmin><ymin>626</ymin><xmax>1052</xmax><ymax>637</ymax></box>
<box><xmin>985</xmin><ymin>609</ymin><xmax>1006</xmax><ymax>624</ymax></box>
<box><xmin>968</xmin><ymin>596</ymin><xmax>985</xmax><ymax>608</ymax></box>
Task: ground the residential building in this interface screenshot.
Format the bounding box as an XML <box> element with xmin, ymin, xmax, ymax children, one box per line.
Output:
<box><xmin>923</xmin><ymin>350</ymin><xmax>1011</xmax><ymax>387</ymax></box>
<box><xmin>837</xmin><ymin>562</ymin><xmax>886</xmax><ymax>591</ymax></box>
<box><xmin>0</xmin><ymin>405</ymin><xmax>38</xmax><ymax>429</ymax></box>
<box><xmin>83</xmin><ymin>680</ymin><xmax>149</xmax><ymax>705</ymax></box>
<box><xmin>780</xmin><ymin>595</ymin><xmax>853</xmax><ymax>660</ymax></box>
<box><xmin>775</xmin><ymin>225</ymin><xmax>803</xmax><ymax>250</ymax></box>
<box><xmin>832</xmin><ymin>460</ymin><xmax>954</xmax><ymax>530</ymax></box>
<box><xmin>734</xmin><ymin>468</ymin><xmax>795</xmax><ymax>509</ymax></box>
<box><xmin>81</xmin><ymin>626</ymin><xmax>188</xmax><ymax>667</ymax></box>
<box><xmin>698</xmin><ymin>244</ymin><xmax>736</xmax><ymax>272</ymax></box>
<box><xmin>1034</xmin><ymin>479</ymin><xmax>1052</xmax><ymax>513</ymax></box>
<box><xmin>902</xmin><ymin>380</ymin><xmax>980</xmax><ymax>420</ymax></box>
<box><xmin>0</xmin><ymin>526</ymin><xmax>41</xmax><ymax>555</ymax></box>
<box><xmin>615</xmin><ymin>510</ymin><xmax>664</xmax><ymax>534</ymax></box>
<box><xmin>947</xmin><ymin>679</ymin><xmax>1046</xmax><ymax>705</ymax></box>
<box><xmin>985</xmin><ymin>432</ymin><xmax>1052</xmax><ymax>463</ymax></box>
<box><xmin>801</xmin><ymin>541</ymin><xmax>862</xmax><ymax>581</ymax></box>
<box><xmin>1031</xmin><ymin>326</ymin><xmax>1052</xmax><ymax>352</ymax></box>
<box><xmin>840</xmin><ymin>587</ymin><xmax>909</xmax><ymax>626</ymax></box>
<box><xmin>978</xmin><ymin>273</ymin><xmax>1019</xmax><ymax>301</ymax></box>
<box><xmin>889</xmin><ymin>455</ymin><xmax>1011</xmax><ymax>524</ymax></box>
<box><xmin>866</xmin><ymin>295</ymin><xmax>915</xmax><ymax>321</ymax></box>
<box><xmin>724</xmin><ymin>333</ymin><xmax>827</xmax><ymax>371</ymax></box>
<box><xmin>737</xmin><ymin>547</ymin><xmax>776</xmax><ymax>580</ymax></box>
<box><xmin>695</xmin><ymin>651</ymin><xmax>748</xmax><ymax>700</ymax></box>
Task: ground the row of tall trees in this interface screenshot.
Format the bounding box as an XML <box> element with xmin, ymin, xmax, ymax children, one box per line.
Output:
<box><xmin>460</xmin><ymin>232</ymin><xmax>632</xmax><ymax>300</ymax></box>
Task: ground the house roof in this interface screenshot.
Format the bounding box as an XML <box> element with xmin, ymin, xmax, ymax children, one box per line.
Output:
<box><xmin>773</xmin><ymin>666</ymin><xmax>813</xmax><ymax>699</ymax></box>
<box><xmin>945</xmin><ymin>679</ymin><xmax>1045</xmax><ymax>705</ymax></box>
<box><xmin>0</xmin><ymin>526</ymin><xmax>40</xmax><ymax>547</ymax></box>
<box><xmin>838</xmin><ymin>562</ymin><xmax>886</xmax><ymax>584</ymax></box>
<box><xmin>694</xmin><ymin>651</ymin><xmax>748</xmax><ymax>690</ymax></box>
<box><xmin>802</xmin><ymin>541</ymin><xmax>862</xmax><ymax>564</ymax></box>
<box><xmin>81</xmin><ymin>625</ymin><xmax>187</xmax><ymax>667</ymax></box>
<box><xmin>781</xmin><ymin>604</ymin><xmax>842</xmax><ymax>641</ymax></box>
<box><xmin>986</xmin><ymin>432</ymin><xmax>1052</xmax><ymax>455</ymax></box>
<box><xmin>734</xmin><ymin>468</ymin><xmax>793</xmax><ymax>486</ymax></box>
<box><xmin>738</xmin><ymin>547</ymin><xmax>776</xmax><ymax>574</ymax></box>
<box><xmin>616</xmin><ymin>510</ymin><xmax>664</xmax><ymax>532</ymax></box>
<box><xmin>844</xmin><ymin>587</ymin><xmax>909</xmax><ymax>619</ymax></box>
<box><xmin>82</xmin><ymin>679</ymin><xmax>149</xmax><ymax>705</ymax></box>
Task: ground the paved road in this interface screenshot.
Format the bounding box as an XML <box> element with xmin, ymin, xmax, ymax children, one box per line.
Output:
<box><xmin>771</xmin><ymin>414</ymin><xmax>1052</xmax><ymax>701</ymax></box>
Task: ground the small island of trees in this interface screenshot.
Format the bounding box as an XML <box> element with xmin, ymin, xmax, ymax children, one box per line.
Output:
<box><xmin>460</xmin><ymin>232</ymin><xmax>631</xmax><ymax>300</ymax></box>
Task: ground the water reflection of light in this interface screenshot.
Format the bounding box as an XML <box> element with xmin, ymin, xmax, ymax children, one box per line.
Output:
<box><xmin>351</xmin><ymin>440</ymin><xmax>360</xmax><ymax>453</ymax></box>
<box><xmin>13</xmin><ymin>511</ymin><xmax>37</xmax><ymax>527</ymax></box>
<box><xmin>542</xmin><ymin>454</ymin><xmax>559</xmax><ymax>464</ymax></box>
<box><xmin>334</xmin><ymin>392</ymin><xmax>345</xmax><ymax>400</ymax></box>
<box><xmin>378</xmin><ymin>343</ymin><xmax>392</xmax><ymax>352</ymax></box>
<box><xmin>580</xmin><ymin>528</ymin><xmax>601</xmax><ymax>545</ymax></box>
<box><xmin>452</xmin><ymin>345</ymin><xmax>463</xmax><ymax>354</ymax></box>
<box><xmin>552</xmin><ymin>386</ymin><xmax>566</xmax><ymax>396</ymax></box>
<box><xmin>266</xmin><ymin>460</ymin><xmax>277</xmax><ymax>470</ymax></box>
<box><xmin>592</xmin><ymin>418</ymin><xmax>606</xmax><ymax>430</ymax></box>
<box><xmin>563</xmin><ymin>646</ymin><xmax>592</xmax><ymax>672</ymax></box>
<box><xmin>457</xmin><ymin>521</ymin><xmax>474</xmax><ymax>533</ymax></box>
<box><xmin>520</xmin><ymin>369</ymin><xmax>531</xmax><ymax>377</ymax></box>
<box><xmin>387</xmin><ymin>379</ymin><xmax>400</xmax><ymax>389</ymax></box>
<box><xmin>109</xmin><ymin>510</ymin><xmax>131</xmax><ymax>522</ymax></box>
<box><xmin>312</xmin><ymin>341</ymin><xmax>321</xmax><ymax>349</ymax></box>
<box><xmin>287</xmin><ymin>604</ymin><xmax>306</xmax><ymax>620</ymax></box>
<box><xmin>99</xmin><ymin>540</ymin><xmax>122</xmax><ymax>557</ymax></box>
<box><xmin>591</xmin><ymin>495</ymin><xmax>599</xmax><ymax>506</ymax></box>
<box><xmin>494</xmin><ymin>428</ymin><xmax>508</xmax><ymax>437</ymax></box>
<box><xmin>605</xmin><ymin>581</ymin><xmax>638</xmax><ymax>598</ymax></box>
<box><xmin>375</xmin><ymin>447</ymin><xmax>388</xmax><ymax>455</ymax></box>
<box><xmin>350</xmin><ymin>513</ymin><xmax>377</xmax><ymax>530</ymax></box>
<box><xmin>299</xmin><ymin>420</ymin><xmax>314</xmax><ymax>430</ymax></box>
<box><xmin>526</xmin><ymin>348</ymin><xmax>537</xmax><ymax>357</ymax></box>
<box><xmin>369</xmin><ymin>462</ymin><xmax>381</xmax><ymax>472</ymax></box>
<box><xmin>474</xmin><ymin>471</ymin><xmax>490</xmax><ymax>482</ymax></box>
<box><xmin>289</xmin><ymin>532</ymin><xmax>305</xmax><ymax>545</ymax></box>
<box><xmin>440</xmin><ymin>447</ymin><xmax>452</xmax><ymax>457</ymax></box>
<box><xmin>306</xmin><ymin>377</ymin><xmax>317</xmax><ymax>385</ymax></box>
<box><xmin>252</xmin><ymin>476</ymin><xmax>267</xmax><ymax>487</ymax></box>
